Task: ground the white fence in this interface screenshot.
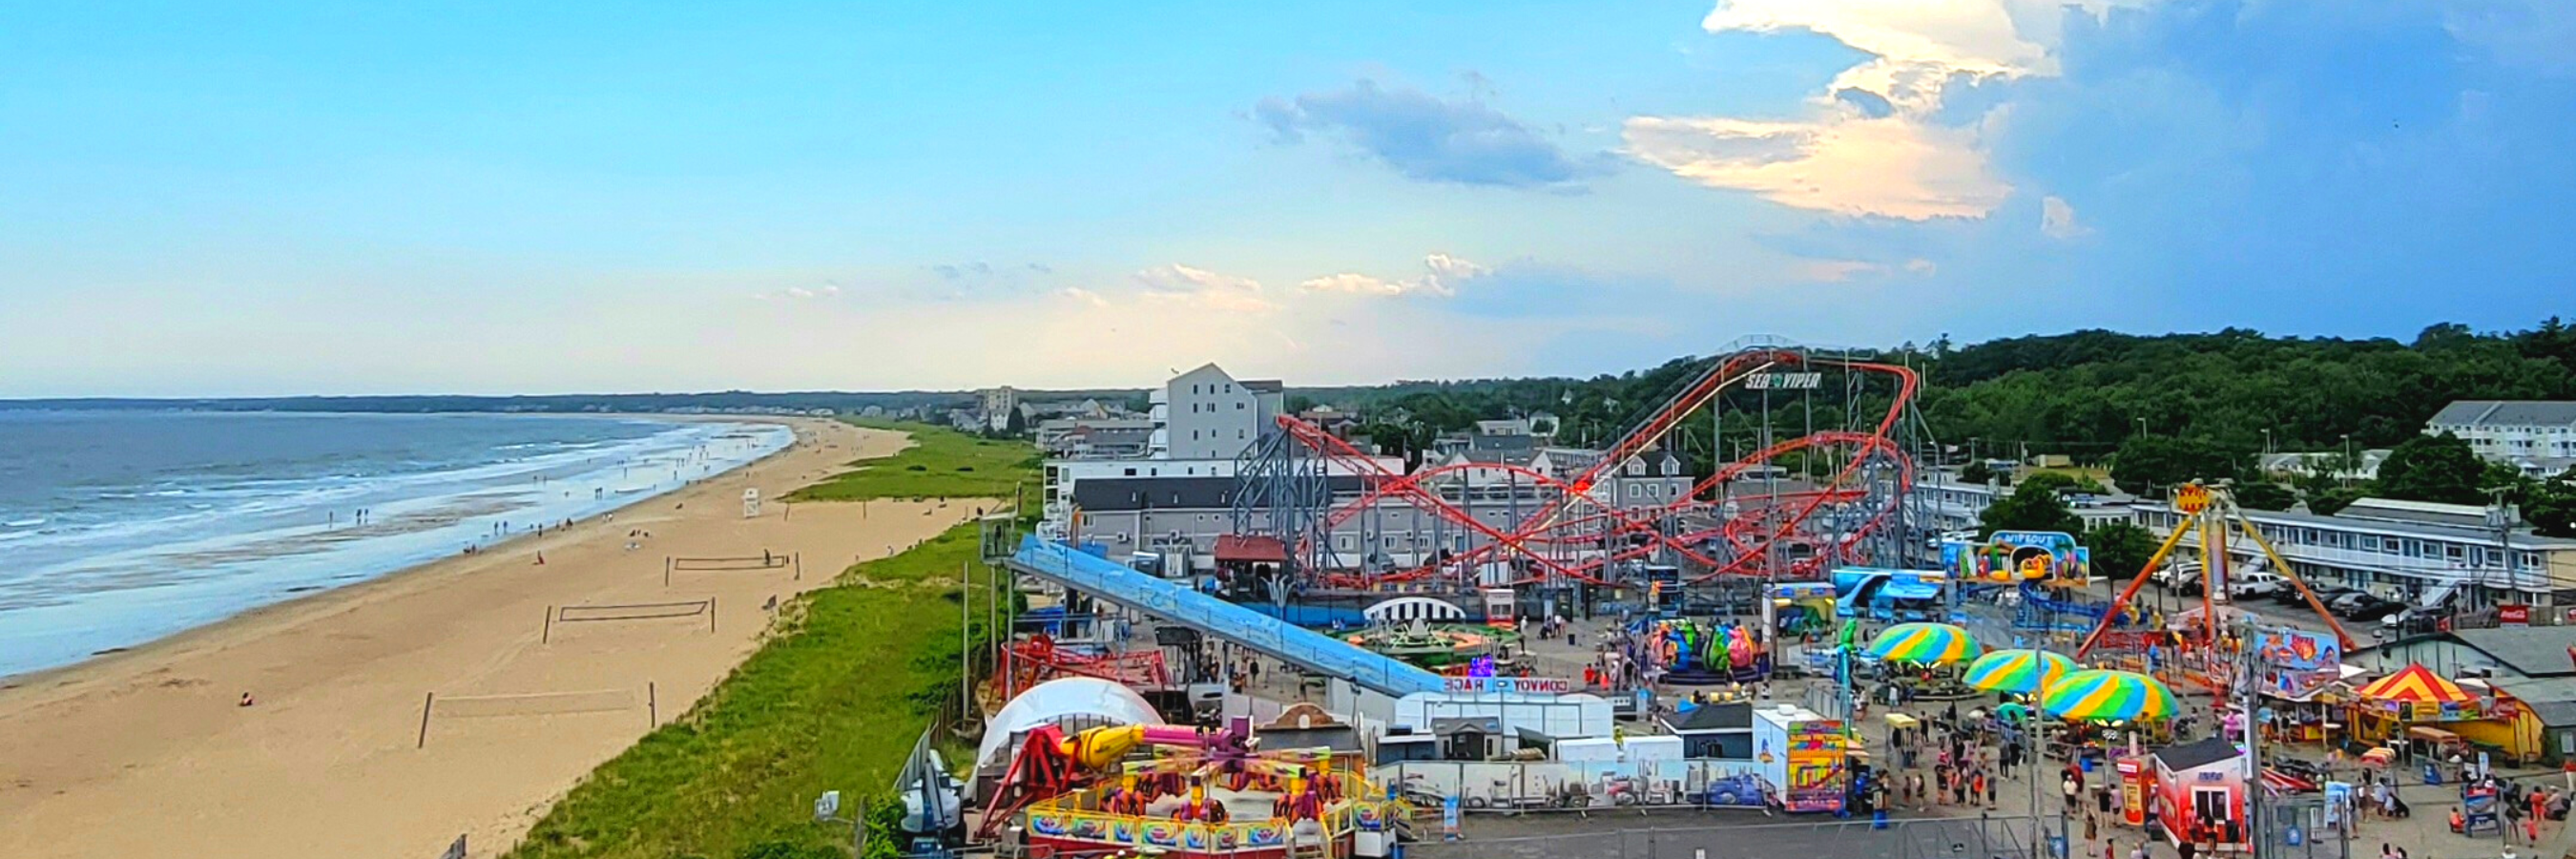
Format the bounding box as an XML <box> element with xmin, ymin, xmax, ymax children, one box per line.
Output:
<box><xmin>1376</xmin><ymin>759</ymin><xmax>1775</xmax><ymax>810</ymax></box>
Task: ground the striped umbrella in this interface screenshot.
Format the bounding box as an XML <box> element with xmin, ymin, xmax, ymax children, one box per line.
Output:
<box><xmin>1864</xmin><ymin>622</ymin><xmax>1984</xmax><ymax>665</ymax></box>
<box><xmin>2039</xmin><ymin>669</ymin><xmax>2180</xmax><ymax>723</ymax></box>
<box><xmin>1962</xmin><ymin>648</ymin><xmax>2077</xmax><ymax>696</ymax></box>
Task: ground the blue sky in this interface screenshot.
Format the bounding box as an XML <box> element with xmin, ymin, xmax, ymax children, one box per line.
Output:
<box><xmin>3</xmin><ymin>1</ymin><xmax>2569</xmax><ymax>396</ymax></box>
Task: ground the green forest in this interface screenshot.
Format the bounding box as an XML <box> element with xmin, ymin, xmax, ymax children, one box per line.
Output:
<box><xmin>1309</xmin><ymin>320</ymin><xmax>2576</xmax><ymax>537</ymax></box>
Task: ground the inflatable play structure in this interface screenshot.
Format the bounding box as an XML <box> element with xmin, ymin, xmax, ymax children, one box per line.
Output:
<box><xmin>1638</xmin><ymin>618</ymin><xmax>1769</xmax><ymax>685</ymax></box>
<box><xmin>980</xmin><ymin>702</ymin><xmax>1406</xmax><ymax>858</ymax></box>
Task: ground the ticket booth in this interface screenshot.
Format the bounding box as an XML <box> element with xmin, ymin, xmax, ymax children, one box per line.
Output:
<box><xmin>2115</xmin><ymin>757</ymin><xmax>2149</xmax><ymax>827</ymax></box>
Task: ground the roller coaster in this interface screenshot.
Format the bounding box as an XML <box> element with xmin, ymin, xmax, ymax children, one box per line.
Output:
<box><xmin>1230</xmin><ymin>339</ymin><xmax>1930</xmax><ymax>592</ymax></box>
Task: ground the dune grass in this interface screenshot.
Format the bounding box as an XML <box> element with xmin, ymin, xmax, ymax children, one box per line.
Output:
<box><xmin>786</xmin><ymin>420</ymin><xmax>1034</xmax><ymax>503</ymax></box>
<box><xmin>508</xmin><ymin>423</ymin><xmax>1034</xmax><ymax>859</ymax></box>
<box><xmin>507</xmin><ymin>522</ymin><xmax>999</xmax><ymax>859</ymax></box>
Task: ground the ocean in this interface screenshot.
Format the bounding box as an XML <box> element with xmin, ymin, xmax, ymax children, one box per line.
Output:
<box><xmin>0</xmin><ymin>411</ymin><xmax>794</xmax><ymax>679</ymax></box>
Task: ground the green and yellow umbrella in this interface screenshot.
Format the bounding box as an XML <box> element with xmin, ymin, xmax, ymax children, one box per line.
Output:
<box><xmin>1962</xmin><ymin>648</ymin><xmax>2077</xmax><ymax>696</ymax></box>
<box><xmin>2039</xmin><ymin>669</ymin><xmax>2179</xmax><ymax>723</ymax></box>
<box><xmin>1864</xmin><ymin>622</ymin><xmax>1983</xmax><ymax>665</ymax></box>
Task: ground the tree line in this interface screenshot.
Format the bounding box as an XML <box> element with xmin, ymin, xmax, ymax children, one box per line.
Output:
<box><xmin>1314</xmin><ymin>319</ymin><xmax>2576</xmax><ymax>537</ymax></box>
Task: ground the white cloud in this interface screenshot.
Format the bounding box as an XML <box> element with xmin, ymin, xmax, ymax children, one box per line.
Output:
<box><xmin>1903</xmin><ymin>258</ymin><xmax>1939</xmax><ymax>275</ymax></box>
<box><xmin>1790</xmin><ymin>259</ymin><xmax>1888</xmax><ymax>282</ymax></box>
<box><xmin>1058</xmin><ymin>286</ymin><xmax>1110</xmax><ymax>307</ymax></box>
<box><xmin>1300</xmin><ymin>253</ymin><xmax>1491</xmax><ymax>298</ymax></box>
<box><xmin>1629</xmin><ymin>0</ymin><xmax>2148</xmax><ymax>220</ymax></box>
<box><xmin>1131</xmin><ymin>263</ymin><xmax>1275</xmax><ymax>312</ymax></box>
<box><xmin>2040</xmin><ymin>195</ymin><xmax>2092</xmax><ymax>239</ymax></box>
<box><xmin>1626</xmin><ymin>115</ymin><xmax>2007</xmax><ymax>219</ymax></box>
<box><xmin>763</xmin><ymin>283</ymin><xmax>843</xmax><ymax>301</ymax></box>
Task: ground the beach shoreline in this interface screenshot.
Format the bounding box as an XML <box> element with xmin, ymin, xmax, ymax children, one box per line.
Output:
<box><xmin>0</xmin><ymin>416</ymin><xmax>995</xmax><ymax>858</ymax></box>
<box><xmin>0</xmin><ymin>414</ymin><xmax>787</xmax><ymax>695</ymax></box>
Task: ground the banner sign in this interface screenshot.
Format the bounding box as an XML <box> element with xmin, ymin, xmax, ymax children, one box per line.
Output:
<box><xmin>1443</xmin><ymin>677</ymin><xmax>1571</xmax><ymax>695</ymax></box>
<box><xmin>1746</xmin><ymin>372</ymin><xmax>1823</xmax><ymax>390</ymax></box>
<box><xmin>1784</xmin><ymin>720</ymin><xmax>1849</xmax><ymax>813</ymax></box>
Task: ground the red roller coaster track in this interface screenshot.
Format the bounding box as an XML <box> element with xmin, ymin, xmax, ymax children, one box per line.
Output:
<box><xmin>1273</xmin><ymin>347</ymin><xmax>1922</xmax><ymax>588</ymax></box>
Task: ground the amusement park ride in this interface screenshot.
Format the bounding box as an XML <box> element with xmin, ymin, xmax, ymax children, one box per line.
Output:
<box><xmin>978</xmin><ymin>717</ymin><xmax>1405</xmax><ymax>859</ymax></box>
<box><xmin>2074</xmin><ymin>481</ymin><xmax>2358</xmax><ymax>680</ymax></box>
<box><xmin>1228</xmin><ymin>341</ymin><xmax>1928</xmax><ymax>594</ymax></box>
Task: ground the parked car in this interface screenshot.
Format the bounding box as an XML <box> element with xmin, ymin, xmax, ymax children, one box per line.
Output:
<box><xmin>2293</xmin><ymin>586</ymin><xmax>2361</xmax><ymax>608</ymax></box>
<box><xmin>2154</xmin><ymin>562</ymin><xmax>2206</xmax><ymax>592</ymax></box>
<box><xmin>2229</xmin><ymin>571</ymin><xmax>2288</xmax><ymax>599</ymax></box>
<box><xmin>2383</xmin><ymin>607</ymin><xmax>2443</xmax><ymax>636</ymax></box>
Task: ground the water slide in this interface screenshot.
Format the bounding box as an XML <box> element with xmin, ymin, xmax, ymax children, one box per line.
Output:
<box><xmin>1005</xmin><ymin>537</ymin><xmax>1446</xmax><ymax>697</ymax></box>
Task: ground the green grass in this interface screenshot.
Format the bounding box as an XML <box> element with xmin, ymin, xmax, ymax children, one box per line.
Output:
<box><xmin>507</xmin><ymin>424</ymin><xmax>1037</xmax><ymax>859</ymax></box>
<box><xmin>786</xmin><ymin>420</ymin><xmax>1035</xmax><ymax>502</ymax></box>
<box><xmin>507</xmin><ymin>524</ymin><xmax>1001</xmax><ymax>859</ymax></box>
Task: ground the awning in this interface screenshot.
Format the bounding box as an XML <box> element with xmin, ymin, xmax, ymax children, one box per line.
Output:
<box><xmin>1885</xmin><ymin>580</ymin><xmax>1942</xmax><ymax>600</ymax></box>
<box><xmin>2358</xmin><ymin>664</ymin><xmax>2476</xmax><ymax>704</ymax></box>
<box><xmin>2408</xmin><ymin>725</ymin><xmax>2462</xmax><ymax>742</ymax></box>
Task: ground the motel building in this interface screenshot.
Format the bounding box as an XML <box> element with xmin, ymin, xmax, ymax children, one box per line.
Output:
<box><xmin>1906</xmin><ymin>472</ymin><xmax>2576</xmax><ymax>611</ymax></box>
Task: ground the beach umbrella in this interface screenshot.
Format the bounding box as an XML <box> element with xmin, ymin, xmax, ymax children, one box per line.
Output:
<box><xmin>1865</xmin><ymin>622</ymin><xmax>1984</xmax><ymax>665</ymax></box>
<box><xmin>1963</xmin><ymin>648</ymin><xmax>2077</xmax><ymax>696</ymax></box>
<box><xmin>2040</xmin><ymin>669</ymin><xmax>2180</xmax><ymax>723</ymax></box>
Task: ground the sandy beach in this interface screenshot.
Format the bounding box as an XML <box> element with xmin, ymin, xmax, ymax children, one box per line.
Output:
<box><xmin>0</xmin><ymin>418</ymin><xmax>990</xmax><ymax>859</ymax></box>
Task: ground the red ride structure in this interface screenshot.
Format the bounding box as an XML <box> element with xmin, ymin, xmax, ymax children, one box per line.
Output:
<box><xmin>1229</xmin><ymin>340</ymin><xmax>1929</xmax><ymax>594</ymax></box>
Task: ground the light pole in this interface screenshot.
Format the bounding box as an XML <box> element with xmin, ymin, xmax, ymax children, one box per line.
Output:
<box><xmin>2135</xmin><ymin>418</ymin><xmax>2148</xmax><ymax>439</ymax></box>
<box><xmin>2340</xmin><ymin>435</ymin><xmax>2354</xmax><ymax>489</ymax></box>
<box><xmin>2260</xmin><ymin>430</ymin><xmax>2274</xmax><ymax>458</ymax></box>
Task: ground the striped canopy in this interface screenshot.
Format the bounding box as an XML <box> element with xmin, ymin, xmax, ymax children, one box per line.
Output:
<box><xmin>1963</xmin><ymin>648</ymin><xmax>2078</xmax><ymax>696</ymax></box>
<box><xmin>2040</xmin><ymin>669</ymin><xmax>2180</xmax><ymax>723</ymax></box>
<box><xmin>1865</xmin><ymin>622</ymin><xmax>1984</xmax><ymax>665</ymax></box>
<box><xmin>2355</xmin><ymin>664</ymin><xmax>2475</xmax><ymax>704</ymax></box>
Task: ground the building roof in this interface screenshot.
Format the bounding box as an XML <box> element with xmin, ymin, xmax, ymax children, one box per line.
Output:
<box><xmin>2130</xmin><ymin>499</ymin><xmax>2576</xmax><ymax>550</ymax></box>
<box><xmin>1071</xmin><ymin>474</ymin><xmax>1366</xmax><ymax>512</ymax></box>
<box><xmin>1239</xmin><ymin>379</ymin><xmax>1284</xmax><ymax>393</ymax></box>
<box><xmin>2442</xmin><ymin>627</ymin><xmax>2576</xmax><ymax>678</ymax></box>
<box><xmin>1658</xmin><ymin>702</ymin><xmax>1753</xmax><ymax>732</ymax></box>
<box><xmin>2491</xmin><ymin>676</ymin><xmax>2576</xmax><ymax>705</ymax></box>
<box><xmin>2431</xmin><ymin>401</ymin><xmax>2576</xmax><ymax>428</ymax></box>
<box><xmin>1432</xmin><ymin>716</ymin><xmax>1502</xmax><ymax>735</ymax></box>
<box><xmin>2338</xmin><ymin>498</ymin><xmax>2501</xmax><ymax>530</ymax></box>
<box><xmin>2526</xmin><ymin>701</ymin><xmax>2576</xmax><ymax>728</ymax></box>
<box><xmin>1071</xmin><ymin>476</ymin><xmax>1236</xmax><ymax>511</ymax></box>
<box><xmin>2152</xmin><ymin>737</ymin><xmax>2243</xmax><ymax>772</ymax></box>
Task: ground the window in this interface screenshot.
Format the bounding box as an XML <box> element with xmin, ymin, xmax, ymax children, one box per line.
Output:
<box><xmin>1123</xmin><ymin>468</ymin><xmax>1136</xmax><ymax>476</ymax></box>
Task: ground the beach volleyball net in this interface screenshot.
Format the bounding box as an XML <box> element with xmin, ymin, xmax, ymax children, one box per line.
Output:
<box><xmin>418</xmin><ymin>685</ymin><xmax>661</xmax><ymax>747</ymax></box>
<box><xmin>664</xmin><ymin>553</ymin><xmax>800</xmax><ymax>584</ymax></box>
<box><xmin>667</xmin><ymin>553</ymin><xmax>790</xmax><ymax>571</ymax></box>
<box><xmin>544</xmin><ymin>598</ymin><xmax>716</xmax><ymax>641</ymax></box>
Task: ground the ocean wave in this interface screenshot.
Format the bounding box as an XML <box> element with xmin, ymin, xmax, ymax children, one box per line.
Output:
<box><xmin>4</xmin><ymin>517</ymin><xmax>45</xmax><ymax>528</ymax></box>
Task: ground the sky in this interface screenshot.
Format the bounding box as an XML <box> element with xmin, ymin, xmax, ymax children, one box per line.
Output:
<box><xmin>3</xmin><ymin>1</ymin><xmax>2571</xmax><ymax>397</ymax></box>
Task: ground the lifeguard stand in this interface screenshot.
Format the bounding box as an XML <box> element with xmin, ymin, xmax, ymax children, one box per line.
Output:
<box><xmin>741</xmin><ymin>488</ymin><xmax>761</xmax><ymax>518</ymax></box>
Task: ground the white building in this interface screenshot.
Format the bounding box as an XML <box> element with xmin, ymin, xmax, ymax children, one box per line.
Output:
<box><xmin>1150</xmin><ymin>364</ymin><xmax>1283</xmax><ymax>460</ymax></box>
<box><xmin>2428</xmin><ymin>401</ymin><xmax>2576</xmax><ymax>475</ymax></box>
<box><xmin>978</xmin><ymin>386</ymin><xmax>1019</xmax><ymax>432</ymax></box>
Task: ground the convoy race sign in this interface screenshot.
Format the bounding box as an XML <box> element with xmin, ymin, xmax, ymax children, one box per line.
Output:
<box><xmin>1441</xmin><ymin>677</ymin><xmax>1573</xmax><ymax>695</ymax></box>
